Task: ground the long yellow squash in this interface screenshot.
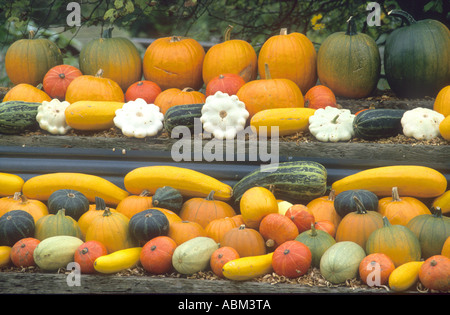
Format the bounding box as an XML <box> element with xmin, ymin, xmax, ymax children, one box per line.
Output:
<box><xmin>222</xmin><ymin>252</ymin><xmax>274</xmax><ymax>281</ymax></box>
<box><xmin>0</xmin><ymin>173</ymin><xmax>24</xmax><ymax>197</ymax></box>
<box><xmin>22</xmin><ymin>172</ymin><xmax>129</xmax><ymax>206</ymax></box>
<box><xmin>124</xmin><ymin>165</ymin><xmax>233</xmax><ymax>201</ymax></box>
<box><xmin>433</xmin><ymin>190</ymin><xmax>450</xmax><ymax>214</ymax></box>
<box><xmin>332</xmin><ymin>165</ymin><xmax>447</xmax><ymax>198</ymax></box>
<box><xmin>250</xmin><ymin>107</ymin><xmax>316</xmax><ymax>137</ymax></box>
<box><xmin>94</xmin><ymin>247</ymin><xmax>142</xmax><ymax>274</ymax></box>
<box><xmin>65</xmin><ymin>101</ymin><xmax>124</xmax><ymax>130</ymax></box>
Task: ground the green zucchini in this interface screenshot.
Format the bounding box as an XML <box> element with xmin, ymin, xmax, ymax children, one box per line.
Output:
<box><xmin>0</xmin><ymin>101</ymin><xmax>41</xmax><ymax>134</ymax></box>
<box><xmin>353</xmin><ymin>109</ymin><xmax>406</xmax><ymax>140</ymax></box>
<box><xmin>233</xmin><ymin>161</ymin><xmax>328</xmax><ymax>204</ymax></box>
<box><xmin>164</xmin><ymin>103</ymin><xmax>204</xmax><ymax>135</ymax></box>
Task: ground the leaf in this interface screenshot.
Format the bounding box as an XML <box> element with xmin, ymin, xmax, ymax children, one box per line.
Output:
<box><xmin>114</xmin><ymin>0</ymin><xmax>124</xmax><ymax>9</ymax></box>
<box><xmin>104</xmin><ymin>8</ymin><xmax>117</xmax><ymax>22</ymax></box>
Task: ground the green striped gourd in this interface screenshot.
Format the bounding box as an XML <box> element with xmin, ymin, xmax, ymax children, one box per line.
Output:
<box><xmin>353</xmin><ymin>109</ymin><xmax>406</xmax><ymax>140</ymax></box>
<box><xmin>0</xmin><ymin>101</ymin><xmax>41</xmax><ymax>134</ymax></box>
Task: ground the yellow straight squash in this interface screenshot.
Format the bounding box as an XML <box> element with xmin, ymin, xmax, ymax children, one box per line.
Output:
<box><xmin>94</xmin><ymin>247</ymin><xmax>142</xmax><ymax>274</ymax></box>
<box><xmin>124</xmin><ymin>165</ymin><xmax>233</xmax><ymax>201</ymax></box>
<box><xmin>332</xmin><ymin>165</ymin><xmax>447</xmax><ymax>198</ymax></box>
<box><xmin>222</xmin><ymin>252</ymin><xmax>274</xmax><ymax>281</ymax></box>
<box><xmin>65</xmin><ymin>101</ymin><xmax>124</xmax><ymax>131</ymax></box>
<box><xmin>250</xmin><ymin>107</ymin><xmax>316</xmax><ymax>137</ymax></box>
<box><xmin>388</xmin><ymin>261</ymin><xmax>424</xmax><ymax>292</ymax></box>
<box><xmin>0</xmin><ymin>173</ymin><xmax>24</xmax><ymax>197</ymax></box>
<box><xmin>22</xmin><ymin>172</ymin><xmax>129</xmax><ymax>206</ymax></box>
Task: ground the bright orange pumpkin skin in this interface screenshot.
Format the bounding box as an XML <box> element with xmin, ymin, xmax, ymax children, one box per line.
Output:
<box><xmin>10</xmin><ymin>237</ymin><xmax>40</xmax><ymax>267</ymax></box>
<box><xmin>125</xmin><ymin>80</ymin><xmax>162</xmax><ymax>103</ymax></box>
<box><xmin>205</xmin><ymin>73</ymin><xmax>246</xmax><ymax>97</ymax></box>
<box><xmin>154</xmin><ymin>87</ymin><xmax>206</xmax><ymax>114</ymax></box>
<box><xmin>258</xmin><ymin>28</ymin><xmax>317</xmax><ymax>95</ymax></box>
<box><xmin>314</xmin><ymin>220</ymin><xmax>336</xmax><ymax>238</ymax></box>
<box><xmin>439</xmin><ymin>115</ymin><xmax>450</xmax><ymax>141</ymax></box>
<box><xmin>306</xmin><ymin>190</ymin><xmax>341</xmax><ymax>228</ymax></box>
<box><xmin>259</xmin><ymin>213</ymin><xmax>299</xmax><ymax>249</ymax></box>
<box><xmin>272</xmin><ymin>240</ymin><xmax>312</xmax><ymax>278</ymax></box>
<box><xmin>221</xmin><ymin>224</ymin><xmax>266</xmax><ymax>258</ymax></box>
<box><xmin>358</xmin><ymin>253</ymin><xmax>395</xmax><ymax>286</ymax></box>
<box><xmin>74</xmin><ymin>240</ymin><xmax>108</xmax><ymax>274</ymax></box>
<box><xmin>140</xmin><ymin>236</ymin><xmax>177</xmax><ymax>275</ymax></box>
<box><xmin>3</xmin><ymin>192</ymin><xmax>48</xmax><ymax>224</ymax></box>
<box><xmin>43</xmin><ymin>65</ymin><xmax>82</xmax><ymax>101</ymax></box>
<box><xmin>5</xmin><ymin>32</ymin><xmax>63</xmax><ymax>87</ymax></box>
<box><xmin>304</xmin><ymin>85</ymin><xmax>337</xmax><ymax>109</ymax></box>
<box><xmin>65</xmin><ymin>72</ymin><xmax>124</xmax><ymax>103</ymax></box>
<box><xmin>3</xmin><ymin>83</ymin><xmax>51</xmax><ymax>103</ymax></box>
<box><xmin>285</xmin><ymin>205</ymin><xmax>315</xmax><ymax>234</ymax></box>
<box><xmin>143</xmin><ymin>36</ymin><xmax>205</xmax><ymax>91</ymax></box>
<box><xmin>434</xmin><ymin>85</ymin><xmax>450</xmax><ymax>117</ymax></box>
<box><xmin>419</xmin><ymin>255</ymin><xmax>450</xmax><ymax>291</ymax></box>
<box><xmin>205</xmin><ymin>217</ymin><xmax>238</xmax><ymax>244</ymax></box>
<box><xmin>167</xmin><ymin>221</ymin><xmax>206</xmax><ymax>246</ymax></box>
<box><xmin>210</xmin><ymin>246</ymin><xmax>240</xmax><ymax>278</ymax></box>
<box><xmin>115</xmin><ymin>191</ymin><xmax>153</xmax><ymax>220</ymax></box>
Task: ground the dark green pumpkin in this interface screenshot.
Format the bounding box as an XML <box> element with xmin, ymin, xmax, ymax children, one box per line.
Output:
<box><xmin>129</xmin><ymin>209</ymin><xmax>170</xmax><ymax>244</ymax></box>
<box><xmin>34</xmin><ymin>209</ymin><xmax>83</xmax><ymax>241</ymax></box>
<box><xmin>47</xmin><ymin>189</ymin><xmax>89</xmax><ymax>221</ymax></box>
<box><xmin>151</xmin><ymin>186</ymin><xmax>184</xmax><ymax>212</ymax></box>
<box><xmin>295</xmin><ymin>223</ymin><xmax>336</xmax><ymax>268</ymax></box>
<box><xmin>353</xmin><ymin>109</ymin><xmax>406</xmax><ymax>140</ymax></box>
<box><xmin>406</xmin><ymin>207</ymin><xmax>450</xmax><ymax>259</ymax></box>
<box><xmin>384</xmin><ymin>10</ymin><xmax>450</xmax><ymax>98</ymax></box>
<box><xmin>317</xmin><ymin>16</ymin><xmax>381</xmax><ymax>98</ymax></box>
<box><xmin>334</xmin><ymin>189</ymin><xmax>378</xmax><ymax>218</ymax></box>
<box><xmin>0</xmin><ymin>210</ymin><xmax>35</xmax><ymax>246</ymax></box>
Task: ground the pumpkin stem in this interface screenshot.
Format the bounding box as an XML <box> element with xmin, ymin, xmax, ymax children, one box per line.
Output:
<box><xmin>328</xmin><ymin>189</ymin><xmax>336</xmax><ymax>201</ymax></box>
<box><xmin>28</xmin><ymin>30</ymin><xmax>35</xmax><ymax>39</ymax></box>
<box><xmin>388</xmin><ymin>9</ymin><xmax>417</xmax><ymax>25</ymax></box>
<box><xmin>238</xmin><ymin>224</ymin><xmax>246</xmax><ymax>230</ymax></box>
<box><xmin>264</xmin><ymin>63</ymin><xmax>272</xmax><ymax>80</ymax></box>
<box><xmin>266</xmin><ymin>239</ymin><xmax>275</xmax><ymax>248</ymax></box>
<box><xmin>309</xmin><ymin>223</ymin><xmax>317</xmax><ymax>236</ymax></box>
<box><xmin>206</xmin><ymin>191</ymin><xmax>216</xmax><ymax>201</ymax></box>
<box><xmin>331</xmin><ymin>114</ymin><xmax>340</xmax><ymax>124</ymax></box>
<box><xmin>345</xmin><ymin>16</ymin><xmax>358</xmax><ymax>36</ymax></box>
<box><xmin>139</xmin><ymin>189</ymin><xmax>151</xmax><ymax>197</ymax></box>
<box><xmin>223</xmin><ymin>25</ymin><xmax>234</xmax><ymax>41</ymax></box>
<box><xmin>102</xmin><ymin>208</ymin><xmax>114</xmax><ymax>217</ymax></box>
<box><xmin>431</xmin><ymin>207</ymin><xmax>443</xmax><ymax>218</ymax></box>
<box><xmin>102</xmin><ymin>27</ymin><xmax>114</xmax><ymax>39</ymax></box>
<box><xmin>280</xmin><ymin>28</ymin><xmax>288</xmax><ymax>35</ymax></box>
<box><xmin>170</xmin><ymin>36</ymin><xmax>182</xmax><ymax>43</ymax></box>
<box><xmin>391</xmin><ymin>187</ymin><xmax>402</xmax><ymax>202</ymax></box>
<box><xmin>353</xmin><ymin>196</ymin><xmax>368</xmax><ymax>214</ymax></box>
<box><xmin>382</xmin><ymin>216</ymin><xmax>391</xmax><ymax>227</ymax></box>
<box><xmin>182</xmin><ymin>87</ymin><xmax>195</xmax><ymax>92</ymax></box>
<box><xmin>13</xmin><ymin>192</ymin><xmax>28</xmax><ymax>204</ymax></box>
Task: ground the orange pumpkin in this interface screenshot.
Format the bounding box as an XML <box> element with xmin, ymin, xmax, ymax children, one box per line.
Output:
<box><xmin>285</xmin><ymin>204</ymin><xmax>315</xmax><ymax>234</ymax></box>
<box><xmin>221</xmin><ymin>224</ymin><xmax>266</xmax><ymax>257</ymax></box>
<box><xmin>3</xmin><ymin>192</ymin><xmax>48</xmax><ymax>223</ymax></box>
<box><xmin>65</xmin><ymin>69</ymin><xmax>124</xmax><ymax>103</ymax></box>
<box><xmin>304</xmin><ymin>85</ymin><xmax>337</xmax><ymax>109</ymax></box>
<box><xmin>78</xmin><ymin>197</ymin><xmax>118</xmax><ymax>239</ymax></box>
<box><xmin>378</xmin><ymin>186</ymin><xmax>431</xmax><ymax>226</ymax></box>
<box><xmin>3</xmin><ymin>83</ymin><xmax>51</xmax><ymax>103</ymax></box>
<box><xmin>205</xmin><ymin>217</ymin><xmax>238</xmax><ymax>244</ymax></box>
<box><xmin>74</xmin><ymin>240</ymin><xmax>108</xmax><ymax>274</ymax></box>
<box><xmin>272</xmin><ymin>240</ymin><xmax>312</xmax><ymax>278</ymax></box>
<box><xmin>306</xmin><ymin>189</ymin><xmax>341</xmax><ymax>228</ymax></box>
<box><xmin>442</xmin><ymin>236</ymin><xmax>450</xmax><ymax>258</ymax></box>
<box><xmin>230</xmin><ymin>214</ymin><xmax>245</xmax><ymax>226</ymax></box>
<box><xmin>154</xmin><ymin>87</ymin><xmax>206</xmax><ymax>114</ymax></box>
<box><xmin>236</xmin><ymin>64</ymin><xmax>304</xmax><ymax>119</ymax></box>
<box><xmin>42</xmin><ymin>65</ymin><xmax>83</xmax><ymax>101</ymax></box>
<box><xmin>239</xmin><ymin>186</ymin><xmax>279</xmax><ymax>229</ymax></box>
<box><xmin>115</xmin><ymin>190</ymin><xmax>153</xmax><ymax>219</ymax></box>
<box><xmin>140</xmin><ymin>236</ymin><xmax>177</xmax><ymax>274</ymax></box>
<box><xmin>439</xmin><ymin>115</ymin><xmax>450</xmax><ymax>141</ymax></box>
<box><xmin>152</xmin><ymin>207</ymin><xmax>183</xmax><ymax>227</ymax></box>
<box><xmin>10</xmin><ymin>237</ymin><xmax>40</xmax><ymax>267</ymax></box>
<box><xmin>202</xmin><ymin>25</ymin><xmax>257</xmax><ymax>85</ymax></box>
<box><xmin>167</xmin><ymin>220</ymin><xmax>206</xmax><ymax>246</ymax></box>
<box><xmin>143</xmin><ymin>35</ymin><xmax>205</xmax><ymax>91</ymax></box>
<box><xmin>433</xmin><ymin>85</ymin><xmax>450</xmax><ymax>117</ymax></box>
<box><xmin>205</xmin><ymin>73</ymin><xmax>246</xmax><ymax>97</ymax></box>
<box><xmin>358</xmin><ymin>253</ymin><xmax>395</xmax><ymax>286</ymax></box>
<box><xmin>257</xmin><ymin>28</ymin><xmax>317</xmax><ymax>94</ymax></box>
<box><xmin>210</xmin><ymin>246</ymin><xmax>240</xmax><ymax>278</ymax></box>
<box><xmin>125</xmin><ymin>80</ymin><xmax>162</xmax><ymax>103</ymax></box>
<box><xmin>259</xmin><ymin>213</ymin><xmax>299</xmax><ymax>249</ymax></box>
<box><xmin>179</xmin><ymin>191</ymin><xmax>236</xmax><ymax>228</ymax></box>
<box><xmin>314</xmin><ymin>220</ymin><xmax>336</xmax><ymax>238</ymax></box>
<box><xmin>419</xmin><ymin>255</ymin><xmax>450</xmax><ymax>291</ymax></box>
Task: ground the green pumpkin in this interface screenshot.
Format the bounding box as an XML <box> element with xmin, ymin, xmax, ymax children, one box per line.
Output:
<box><xmin>34</xmin><ymin>209</ymin><xmax>83</xmax><ymax>241</ymax></box>
<box><xmin>129</xmin><ymin>209</ymin><xmax>170</xmax><ymax>244</ymax></box>
<box><xmin>295</xmin><ymin>224</ymin><xmax>336</xmax><ymax>268</ymax></box>
<box><xmin>384</xmin><ymin>10</ymin><xmax>450</xmax><ymax>98</ymax></box>
<box><xmin>319</xmin><ymin>241</ymin><xmax>366</xmax><ymax>284</ymax></box>
<box><xmin>47</xmin><ymin>189</ymin><xmax>89</xmax><ymax>221</ymax></box>
<box><xmin>0</xmin><ymin>210</ymin><xmax>35</xmax><ymax>246</ymax></box>
<box><xmin>317</xmin><ymin>16</ymin><xmax>381</xmax><ymax>98</ymax></box>
<box><xmin>151</xmin><ymin>186</ymin><xmax>184</xmax><ymax>212</ymax></box>
<box><xmin>334</xmin><ymin>189</ymin><xmax>379</xmax><ymax>218</ymax></box>
<box><xmin>406</xmin><ymin>207</ymin><xmax>450</xmax><ymax>259</ymax></box>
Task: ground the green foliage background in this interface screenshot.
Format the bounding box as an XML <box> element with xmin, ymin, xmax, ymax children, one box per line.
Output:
<box><xmin>0</xmin><ymin>0</ymin><xmax>448</xmax><ymax>86</ymax></box>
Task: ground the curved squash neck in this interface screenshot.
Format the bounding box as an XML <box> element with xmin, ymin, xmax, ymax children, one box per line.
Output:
<box><xmin>388</xmin><ymin>9</ymin><xmax>417</xmax><ymax>25</ymax></box>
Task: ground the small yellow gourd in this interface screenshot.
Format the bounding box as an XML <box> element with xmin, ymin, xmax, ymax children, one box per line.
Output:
<box><xmin>388</xmin><ymin>261</ymin><xmax>424</xmax><ymax>292</ymax></box>
<box><xmin>94</xmin><ymin>247</ymin><xmax>142</xmax><ymax>274</ymax></box>
<box><xmin>222</xmin><ymin>252</ymin><xmax>274</xmax><ymax>281</ymax></box>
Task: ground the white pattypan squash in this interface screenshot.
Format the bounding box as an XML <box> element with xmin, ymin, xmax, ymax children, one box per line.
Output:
<box><xmin>308</xmin><ymin>106</ymin><xmax>355</xmax><ymax>142</ymax></box>
<box><xmin>200</xmin><ymin>91</ymin><xmax>249</xmax><ymax>140</ymax></box>
<box><xmin>114</xmin><ymin>98</ymin><xmax>164</xmax><ymax>138</ymax></box>
<box><xmin>36</xmin><ymin>98</ymin><xmax>72</xmax><ymax>135</ymax></box>
<box><xmin>401</xmin><ymin>107</ymin><xmax>444</xmax><ymax>140</ymax></box>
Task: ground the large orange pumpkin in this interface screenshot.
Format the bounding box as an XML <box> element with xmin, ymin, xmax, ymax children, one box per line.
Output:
<box><xmin>143</xmin><ymin>35</ymin><xmax>205</xmax><ymax>91</ymax></box>
<box><xmin>154</xmin><ymin>87</ymin><xmax>206</xmax><ymax>114</ymax></box>
<box><xmin>257</xmin><ymin>28</ymin><xmax>317</xmax><ymax>94</ymax></box>
<box><xmin>202</xmin><ymin>25</ymin><xmax>257</xmax><ymax>85</ymax></box>
<box><xmin>79</xmin><ymin>28</ymin><xmax>142</xmax><ymax>92</ymax></box>
<box><xmin>43</xmin><ymin>65</ymin><xmax>83</xmax><ymax>101</ymax></box>
<box><xmin>5</xmin><ymin>30</ymin><xmax>63</xmax><ymax>86</ymax></box>
<box><xmin>236</xmin><ymin>64</ymin><xmax>304</xmax><ymax>118</ymax></box>
<box><xmin>65</xmin><ymin>69</ymin><xmax>124</xmax><ymax>103</ymax></box>
<box><xmin>3</xmin><ymin>83</ymin><xmax>51</xmax><ymax>103</ymax></box>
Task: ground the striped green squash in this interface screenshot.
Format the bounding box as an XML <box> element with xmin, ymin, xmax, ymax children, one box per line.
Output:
<box><xmin>164</xmin><ymin>103</ymin><xmax>204</xmax><ymax>134</ymax></box>
<box><xmin>0</xmin><ymin>101</ymin><xmax>41</xmax><ymax>134</ymax></box>
<box><xmin>353</xmin><ymin>109</ymin><xmax>406</xmax><ymax>140</ymax></box>
<box><xmin>233</xmin><ymin>161</ymin><xmax>327</xmax><ymax>203</ymax></box>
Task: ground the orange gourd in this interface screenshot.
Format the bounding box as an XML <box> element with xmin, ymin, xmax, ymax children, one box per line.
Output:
<box><xmin>442</xmin><ymin>236</ymin><xmax>450</xmax><ymax>258</ymax></box>
<box><xmin>358</xmin><ymin>253</ymin><xmax>395</xmax><ymax>286</ymax></box>
<box><xmin>167</xmin><ymin>221</ymin><xmax>206</xmax><ymax>246</ymax></box>
<box><xmin>285</xmin><ymin>204</ymin><xmax>315</xmax><ymax>234</ymax></box>
<box><xmin>306</xmin><ymin>190</ymin><xmax>341</xmax><ymax>228</ymax></box>
<box><xmin>3</xmin><ymin>83</ymin><xmax>51</xmax><ymax>103</ymax></box>
<box><xmin>433</xmin><ymin>85</ymin><xmax>450</xmax><ymax>117</ymax></box>
<box><xmin>259</xmin><ymin>213</ymin><xmax>299</xmax><ymax>249</ymax></box>
<box><xmin>3</xmin><ymin>192</ymin><xmax>48</xmax><ymax>223</ymax></box>
<box><xmin>115</xmin><ymin>190</ymin><xmax>153</xmax><ymax>219</ymax></box>
<box><xmin>140</xmin><ymin>236</ymin><xmax>177</xmax><ymax>275</ymax></box>
<box><xmin>143</xmin><ymin>35</ymin><xmax>205</xmax><ymax>91</ymax></box>
<box><xmin>74</xmin><ymin>240</ymin><xmax>108</xmax><ymax>274</ymax></box>
<box><xmin>221</xmin><ymin>224</ymin><xmax>266</xmax><ymax>257</ymax></box>
<box><xmin>239</xmin><ymin>186</ymin><xmax>278</xmax><ymax>229</ymax></box>
<box><xmin>42</xmin><ymin>65</ymin><xmax>82</xmax><ymax>100</ymax></box>
<box><xmin>154</xmin><ymin>87</ymin><xmax>206</xmax><ymax>114</ymax></box>
<box><xmin>78</xmin><ymin>197</ymin><xmax>117</xmax><ymax>239</ymax></box>
<box><xmin>418</xmin><ymin>255</ymin><xmax>450</xmax><ymax>291</ymax></box>
<box><xmin>439</xmin><ymin>115</ymin><xmax>450</xmax><ymax>141</ymax></box>
<box><xmin>272</xmin><ymin>240</ymin><xmax>312</xmax><ymax>278</ymax></box>
<box><xmin>210</xmin><ymin>246</ymin><xmax>240</xmax><ymax>278</ymax></box>
<box><xmin>314</xmin><ymin>220</ymin><xmax>336</xmax><ymax>238</ymax></box>
<box><xmin>205</xmin><ymin>73</ymin><xmax>246</xmax><ymax>97</ymax></box>
<box><xmin>304</xmin><ymin>85</ymin><xmax>337</xmax><ymax>109</ymax></box>
<box><xmin>378</xmin><ymin>186</ymin><xmax>431</xmax><ymax>226</ymax></box>
<box><xmin>125</xmin><ymin>80</ymin><xmax>162</xmax><ymax>103</ymax></box>
<box><xmin>10</xmin><ymin>237</ymin><xmax>40</xmax><ymax>267</ymax></box>
<box><xmin>204</xmin><ymin>217</ymin><xmax>238</xmax><ymax>244</ymax></box>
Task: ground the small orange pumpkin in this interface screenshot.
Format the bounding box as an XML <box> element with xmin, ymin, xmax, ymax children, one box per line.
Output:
<box><xmin>285</xmin><ymin>204</ymin><xmax>315</xmax><ymax>234</ymax></box>
<box><xmin>272</xmin><ymin>240</ymin><xmax>312</xmax><ymax>278</ymax></box>
<box><xmin>204</xmin><ymin>217</ymin><xmax>238</xmax><ymax>244</ymax></box>
<box><xmin>259</xmin><ymin>213</ymin><xmax>299</xmax><ymax>249</ymax></box>
<box><xmin>140</xmin><ymin>236</ymin><xmax>177</xmax><ymax>274</ymax></box>
<box><xmin>125</xmin><ymin>80</ymin><xmax>162</xmax><ymax>103</ymax></box>
<box><xmin>221</xmin><ymin>224</ymin><xmax>266</xmax><ymax>257</ymax></box>
<box><xmin>154</xmin><ymin>87</ymin><xmax>206</xmax><ymax>114</ymax></box>
<box><xmin>358</xmin><ymin>253</ymin><xmax>395</xmax><ymax>286</ymax></box>
<box><xmin>433</xmin><ymin>85</ymin><xmax>450</xmax><ymax>117</ymax></box>
<box><xmin>418</xmin><ymin>255</ymin><xmax>450</xmax><ymax>291</ymax></box>
<box><xmin>74</xmin><ymin>240</ymin><xmax>108</xmax><ymax>274</ymax></box>
<box><xmin>115</xmin><ymin>190</ymin><xmax>153</xmax><ymax>219</ymax></box>
<box><xmin>3</xmin><ymin>192</ymin><xmax>48</xmax><ymax>223</ymax></box>
<box><xmin>3</xmin><ymin>83</ymin><xmax>51</xmax><ymax>103</ymax></box>
<box><xmin>314</xmin><ymin>220</ymin><xmax>336</xmax><ymax>238</ymax></box>
<box><xmin>167</xmin><ymin>220</ymin><xmax>206</xmax><ymax>246</ymax></box>
<box><xmin>205</xmin><ymin>73</ymin><xmax>246</xmax><ymax>97</ymax></box>
<box><xmin>78</xmin><ymin>197</ymin><xmax>117</xmax><ymax>239</ymax></box>
<box><xmin>304</xmin><ymin>85</ymin><xmax>337</xmax><ymax>109</ymax></box>
<box><xmin>42</xmin><ymin>65</ymin><xmax>82</xmax><ymax>100</ymax></box>
<box><xmin>306</xmin><ymin>189</ymin><xmax>341</xmax><ymax>228</ymax></box>
<box><xmin>210</xmin><ymin>246</ymin><xmax>240</xmax><ymax>278</ymax></box>
<box><xmin>10</xmin><ymin>237</ymin><xmax>40</xmax><ymax>267</ymax></box>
